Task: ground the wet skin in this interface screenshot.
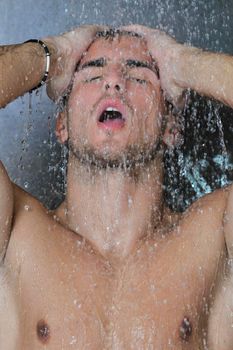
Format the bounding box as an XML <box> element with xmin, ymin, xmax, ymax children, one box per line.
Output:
<box><xmin>0</xmin><ymin>185</ymin><xmax>229</xmax><ymax>349</ymax></box>
<box><xmin>0</xmin><ymin>35</ymin><xmax>232</xmax><ymax>349</ymax></box>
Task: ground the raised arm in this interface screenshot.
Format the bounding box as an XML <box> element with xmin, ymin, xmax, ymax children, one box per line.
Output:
<box><xmin>173</xmin><ymin>47</ymin><xmax>233</xmax><ymax>108</ymax></box>
<box><xmin>0</xmin><ymin>25</ymin><xmax>105</xmax><ymax>108</ymax></box>
<box><xmin>121</xmin><ymin>25</ymin><xmax>233</xmax><ymax>109</ymax></box>
<box><xmin>0</xmin><ymin>42</ymin><xmax>47</xmax><ymax>108</ymax></box>
<box><xmin>0</xmin><ymin>25</ymin><xmax>105</xmax><ymax>262</ymax></box>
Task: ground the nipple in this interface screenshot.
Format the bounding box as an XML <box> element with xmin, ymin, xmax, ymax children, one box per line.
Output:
<box><xmin>37</xmin><ymin>319</ymin><xmax>50</xmax><ymax>343</ymax></box>
<box><xmin>179</xmin><ymin>317</ymin><xmax>192</xmax><ymax>341</ymax></box>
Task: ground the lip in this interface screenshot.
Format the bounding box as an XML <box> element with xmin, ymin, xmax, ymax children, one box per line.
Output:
<box><xmin>95</xmin><ymin>98</ymin><xmax>128</xmax><ymax>124</ymax></box>
<box><xmin>97</xmin><ymin>118</ymin><xmax>125</xmax><ymax>131</ymax></box>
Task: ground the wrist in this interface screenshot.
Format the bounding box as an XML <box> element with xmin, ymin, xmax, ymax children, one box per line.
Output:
<box><xmin>42</xmin><ymin>39</ymin><xmax>59</xmax><ymax>78</ymax></box>
<box><xmin>19</xmin><ymin>41</ymin><xmax>46</xmax><ymax>89</ymax></box>
<box><xmin>174</xmin><ymin>45</ymin><xmax>202</xmax><ymax>90</ymax></box>
<box><xmin>24</xmin><ymin>39</ymin><xmax>51</xmax><ymax>91</ymax></box>
<box><xmin>43</xmin><ymin>36</ymin><xmax>73</xmax><ymax>79</ymax></box>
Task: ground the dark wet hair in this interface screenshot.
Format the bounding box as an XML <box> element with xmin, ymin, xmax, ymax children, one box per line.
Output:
<box><xmin>58</xmin><ymin>28</ymin><xmax>147</xmax><ymax>110</ymax></box>
<box><xmin>95</xmin><ymin>28</ymin><xmax>143</xmax><ymax>41</ymax></box>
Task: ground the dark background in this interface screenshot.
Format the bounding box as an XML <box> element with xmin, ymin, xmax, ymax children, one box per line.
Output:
<box><xmin>0</xmin><ymin>0</ymin><xmax>233</xmax><ymax>210</ymax></box>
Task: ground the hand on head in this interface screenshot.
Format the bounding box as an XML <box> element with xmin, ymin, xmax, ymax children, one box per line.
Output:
<box><xmin>120</xmin><ymin>24</ymin><xmax>186</xmax><ymax>108</ymax></box>
<box><xmin>43</xmin><ymin>25</ymin><xmax>107</xmax><ymax>101</ymax></box>
<box><xmin>44</xmin><ymin>24</ymin><xmax>186</xmax><ymax>108</ymax></box>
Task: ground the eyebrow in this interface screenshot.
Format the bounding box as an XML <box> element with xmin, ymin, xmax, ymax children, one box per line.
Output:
<box><xmin>79</xmin><ymin>58</ymin><xmax>106</xmax><ymax>70</ymax></box>
<box><xmin>78</xmin><ymin>58</ymin><xmax>159</xmax><ymax>78</ymax></box>
<box><xmin>125</xmin><ymin>59</ymin><xmax>159</xmax><ymax>77</ymax></box>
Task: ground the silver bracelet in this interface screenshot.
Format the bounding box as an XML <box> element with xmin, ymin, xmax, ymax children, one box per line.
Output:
<box><xmin>24</xmin><ymin>39</ymin><xmax>51</xmax><ymax>92</ymax></box>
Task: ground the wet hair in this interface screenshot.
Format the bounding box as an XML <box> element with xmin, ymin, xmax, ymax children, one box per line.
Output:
<box><xmin>95</xmin><ymin>28</ymin><xmax>143</xmax><ymax>41</ymax></box>
<box><xmin>58</xmin><ymin>28</ymin><xmax>148</xmax><ymax>110</ymax></box>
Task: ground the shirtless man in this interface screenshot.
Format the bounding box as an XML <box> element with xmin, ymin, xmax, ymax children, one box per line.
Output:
<box><xmin>0</xmin><ymin>24</ymin><xmax>233</xmax><ymax>349</ymax></box>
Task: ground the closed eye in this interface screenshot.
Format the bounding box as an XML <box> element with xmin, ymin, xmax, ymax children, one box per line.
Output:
<box><xmin>84</xmin><ymin>76</ymin><xmax>103</xmax><ymax>83</ymax></box>
<box><xmin>126</xmin><ymin>68</ymin><xmax>151</xmax><ymax>85</ymax></box>
<box><xmin>128</xmin><ymin>77</ymin><xmax>147</xmax><ymax>84</ymax></box>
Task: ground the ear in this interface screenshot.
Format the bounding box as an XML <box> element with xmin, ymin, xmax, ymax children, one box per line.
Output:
<box><xmin>55</xmin><ymin>111</ymin><xmax>68</xmax><ymax>144</ymax></box>
<box><xmin>162</xmin><ymin>115</ymin><xmax>182</xmax><ymax>148</ymax></box>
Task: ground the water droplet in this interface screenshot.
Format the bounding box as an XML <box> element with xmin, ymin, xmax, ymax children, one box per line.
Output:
<box><xmin>128</xmin><ymin>195</ymin><xmax>133</xmax><ymax>207</ymax></box>
<box><xmin>69</xmin><ymin>335</ymin><xmax>77</xmax><ymax>345</ymax></box>
<box><xmin>24</xmin><ymin>182</ymin><xmax>29</xmax><ymax>189</ymax></box>
<box><xmin>24</xmin><ymin>205</ymin><xmax>31</xmax><ymax>211</ymax></box>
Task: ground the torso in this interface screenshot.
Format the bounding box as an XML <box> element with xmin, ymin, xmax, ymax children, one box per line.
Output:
<box><xmin>0</xmin><ymin>187</ymin><xmax>231</xmax><ymax>349</ymax></box>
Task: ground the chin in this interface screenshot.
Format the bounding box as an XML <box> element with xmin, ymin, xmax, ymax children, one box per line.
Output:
<box><xmin>91</xmin><ymin>138</ymin><xmax>131</xmax><ymax>156</ymax></box>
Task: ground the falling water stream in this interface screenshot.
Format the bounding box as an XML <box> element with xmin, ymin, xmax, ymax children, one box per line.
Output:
<box><xmin>0</xmin><ymin>1</ymin><xmax>233</xmax><ymax>349</ymax></box>
<box><xmin>0</xmin><ymin>0</ymin><xmax>232</xmax><ymax>212</ymax></box>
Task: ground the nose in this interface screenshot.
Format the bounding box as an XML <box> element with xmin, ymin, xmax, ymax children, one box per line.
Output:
<box><xmin>105</xmin><ymin>82</ymin><xmax>121</xmax><ymax>92</ymax></box>
<box><xmin>104</xmin><ymin>67</ymin><xmax>125</xmax><ymax>94</ymax></box>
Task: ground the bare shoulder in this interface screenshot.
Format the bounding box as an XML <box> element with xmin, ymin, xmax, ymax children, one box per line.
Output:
<box><xmin>13</xmin><ymin>183</ymin><xmax>48</xmax><ymax>218</ymax></box>
<box><xmin>5</xmin><ymin>183</ymin><xmax>77</xmax><ymax>271</ymax></box>
<box><xmin>11</xmin><ymin>183</ymin><xmax>56</xmax><ymax>239</ymax></box>
<box><xmin>182</xmin><ymin>185</ymin><xmax>230</xmax><ymax>223</ymax></box>
<box><xmin>4</xmin><ymin>184</ymin><xmax>55</xmax><ymax>263</ymax></box>
<box><xmin>185</xmin><ymin>184</ymin><xmax>233</xmax><ymax>257</ymax></box>
<box><xmin>0</xmin><ymin>162</ymin><xmax>59</xmax><ymax>267</ymax></box>
<box><xmin>174</xmin><ymin>185</ymin><xmax>232</xmax><ymax>248</ymax></box>
<box><xmin>0</xmin><ymin>161</ymin><xmax>14</xmax><ymax>261</ymax></box>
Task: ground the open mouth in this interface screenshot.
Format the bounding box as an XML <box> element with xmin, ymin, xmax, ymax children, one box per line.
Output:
<box><xmin>99</xmin><ymin>107</ymin><xmax>124</xmax><ymax>123</ymax></box>
<box><xmin>96</xmin><ymin>98</ymin><xmax>128</xmax><ymax>131</ymax></box>
<box><xmin>98</xmin><ymin>107</ymin><xmax>125</xmax><ymax>130</ymax></box>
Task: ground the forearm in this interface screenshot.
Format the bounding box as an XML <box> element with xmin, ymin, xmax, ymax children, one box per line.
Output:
<box><xmin>176</xmin><ymin>47</ymin><xmax>233</xmax><ymax>108</ymax></box>
<box><xmin>0</xmin><ymin>42</ymin><xmax>47</xmax><ymax>108</ymax></box>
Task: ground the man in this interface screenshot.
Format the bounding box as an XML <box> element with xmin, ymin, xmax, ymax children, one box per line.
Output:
<box><xmin>0</xmin><ymin>24</ymin><xmax>233</xmax><ymax>349</ymax></box>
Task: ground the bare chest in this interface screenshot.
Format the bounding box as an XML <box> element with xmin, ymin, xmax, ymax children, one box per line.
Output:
<box><xmin>3</xmin><ymin>224</ymin><xmax>226</xmax><ymax>350</ymax></box>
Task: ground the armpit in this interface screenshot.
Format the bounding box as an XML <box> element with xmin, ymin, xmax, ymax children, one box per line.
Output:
<box><xmin>223</xmin><ymin>183</ymin><xmax>233</xmax><ymax>258</ymax></box>
<box><xmin>0</xmin><ymin>161</ymin><xmax>14</xmax><ymax>263</ymax></box>
<box><xmin>208</xmin><ymin>272</ymin><xmax>233</xmax><ymax>350</ymax></box>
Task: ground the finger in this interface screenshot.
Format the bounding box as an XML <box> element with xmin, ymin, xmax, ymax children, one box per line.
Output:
<box><xmin>66</xmin><ymin>25</ymin><xmax>110</xmax><ymax>56</ymax></box>
<box><xmin>46</xmin><ymin>26</ymin><xmax>108</xmax><ymax>101</ymax></box>
<box><xmin>73</xmin><ymin>24</ymin><xmax>109</xmax><ymax>38</ymax></box>
<box><xmin>119</xmin><ymin>24</ymin><xmax>150</xmax><ymax>36</ymax></box>
<box><xmin>46</xmin><ymin>74</ymin><xmax>72</xmax><ymax>101</ymax></box>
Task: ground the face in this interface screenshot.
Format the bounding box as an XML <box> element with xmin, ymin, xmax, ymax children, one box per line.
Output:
<box><xmin>63</xmin><ymin>34</ymin><xmax>165</xmax><ymax>167</ymax></box>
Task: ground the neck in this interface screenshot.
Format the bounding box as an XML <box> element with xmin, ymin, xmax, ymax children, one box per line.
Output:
<box><xmin>57</xmin><ymin>153</ymin><xmax>164</xmax><ymax>265</ymax></box>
